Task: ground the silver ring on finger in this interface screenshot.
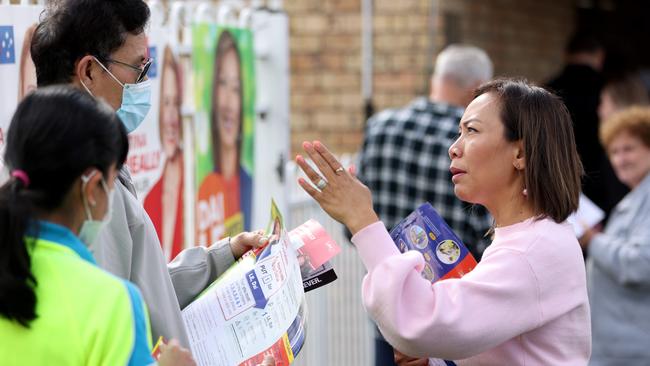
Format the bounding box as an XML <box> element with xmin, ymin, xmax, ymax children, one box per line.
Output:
<box><xmin>335</xmin><ymin>167</ymin><xmax>344</xmax><ymax>175</ymax></box>
<box><xmin>316</xmin><ymin>178</ymin><xmax>328</xmax><ymax>190</ymax></box>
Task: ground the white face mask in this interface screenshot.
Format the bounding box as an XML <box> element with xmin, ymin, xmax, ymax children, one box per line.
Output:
<box><xmin>78</xmin><ymin>170</ymin><xmax>114</xmax><ymax>246</ymax></box>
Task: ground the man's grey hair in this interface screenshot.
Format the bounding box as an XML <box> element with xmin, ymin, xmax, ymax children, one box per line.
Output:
<box><xmin>434</xmin><ymin>44</ymin><xmax>493</xmax><ymax>88</ymax></box>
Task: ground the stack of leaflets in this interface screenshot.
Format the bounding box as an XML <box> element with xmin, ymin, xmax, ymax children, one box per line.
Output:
<box><xmin>178</xmin><ymin>201</ymin><xmax>340</xmax><ymax>366</ymax></box>
<box><xmin>389</xmin><ymin>203</ymin><xmax>479</xmax><ymax>366</ymax></box>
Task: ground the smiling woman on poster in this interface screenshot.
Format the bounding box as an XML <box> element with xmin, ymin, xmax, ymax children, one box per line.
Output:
<box><xmin>144</xmin><ymin>45</ymin><xmax>184</xmax><ymax>261</ymax></box>
<box><xmin>197</xmin><ymin>30</ymin><xmax>252</xmax><ymax>245</ymax></box>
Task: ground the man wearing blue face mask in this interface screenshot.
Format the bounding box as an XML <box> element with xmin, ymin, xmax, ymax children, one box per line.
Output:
<box><xmin>79</xmin><ymin>55</ymin><xmax>154</xmax><ymax>133</ymax></box>
<box><xmin>29</xmin><ymin>0</ymin><xmax>271</xmax><ymax>351</ymax></box>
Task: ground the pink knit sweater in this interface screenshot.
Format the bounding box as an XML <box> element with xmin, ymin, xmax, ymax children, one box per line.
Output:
<box><xmin>352</xmin><ymin>218</ymin><xmax>591</xmax><ymax>365</ymax></box>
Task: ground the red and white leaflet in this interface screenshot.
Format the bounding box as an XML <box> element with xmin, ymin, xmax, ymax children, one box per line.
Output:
<box><xmin>289</xmin><ymin>219</ymin><xmax>341</xmax><ymax>270</ymax></box>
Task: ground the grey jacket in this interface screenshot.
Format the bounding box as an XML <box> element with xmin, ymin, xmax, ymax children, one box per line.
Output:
<box><xmin>90</xmin><ymin>168</ymin><xmax>235</xmax><ymax>347</ymax></box>
<box><xmin>587</xmin><ymin>173</ymin><xmax>650</xmax><ymax>365</ymax></box>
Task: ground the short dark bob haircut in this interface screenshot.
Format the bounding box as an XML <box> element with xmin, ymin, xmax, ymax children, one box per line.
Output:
<box><xmin>475</xmin><ymin>78</ymin><xmax>583</xmax><ymax>223</ymax></box>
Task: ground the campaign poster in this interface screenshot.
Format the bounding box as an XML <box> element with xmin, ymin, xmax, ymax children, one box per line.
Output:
<box><xmin>192</xmin><ymin>24</ymin><xmax>255</xmax><ymax>247</ymax></box>
<box><xmin>129</xmin><ymin>24</ymin><xmax>188</xmax><ymax>262</ymax></box>
<box><xmin>0</xmin><ymin>5</ymin><xmax>43</xmax><ymax>183</ymax></box>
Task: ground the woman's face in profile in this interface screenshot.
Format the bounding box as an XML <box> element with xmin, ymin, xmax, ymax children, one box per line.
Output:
<box><xmin>448</xmin><ymin>93</ymin><xmax>519</xmax><ymax>206</ymax></box>
<box><xmin>161</xmin><ymin>64</ymin><xmax>181</xmax><ymax>157</ymax></box>
<box><xmin>215</xmin><ymin>48</ymin><xmax>241</xmax><ymax>150</ymax></box>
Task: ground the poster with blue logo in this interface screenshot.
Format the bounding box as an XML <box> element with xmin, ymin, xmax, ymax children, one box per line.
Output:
<box><xmin>0</xmin><ymin>5</ymin><xmax>44</xmax><ymax>184</ymax></box>
<box><xmin>0</xmin><ymin>26</ymin><xmax>16</xmax><ymax>64</ymax></box>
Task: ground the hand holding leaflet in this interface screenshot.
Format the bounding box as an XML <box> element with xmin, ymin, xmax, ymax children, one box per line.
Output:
<box><xmin>389</xmin><ymin>203</ymin><xmax>477</xmax><ymax>283</ymax></box>
<box><xmin>255</xmin><ymin>203</ymin><xmax>341</xmax><ymax>292</ymax></box>
<box><xmin>156</xmin><ymin>338</ymin><xmax>196</xmax><ymax>366</ymax></box>
<box><xmin>182</xmin><ymin>201</ymin><xmax>305</xmax><ymax>366</ymax></box>
<box><xmin>389</xmin><ymin>203</ymin><xmax>477</xmax><ymax>366</ymax></box>
<box><xmin>566</xmin><ymin>193</ymin><xmax>605</xmax><ymax>238</ymax></box>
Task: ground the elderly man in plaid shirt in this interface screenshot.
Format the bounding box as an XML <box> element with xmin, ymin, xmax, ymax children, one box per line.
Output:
<box><xmin>357</xmin><ymin>45</ymin><xmax>494</xmax><ymax>366</ymax></box>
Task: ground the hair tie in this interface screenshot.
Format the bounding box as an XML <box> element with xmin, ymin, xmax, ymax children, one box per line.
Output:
<box><xmin>11</xmin><ymin>170</ymin><xmax>30</xmax><ymax>188</ymax></box>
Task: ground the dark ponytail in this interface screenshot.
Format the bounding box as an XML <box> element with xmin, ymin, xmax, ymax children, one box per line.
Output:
<box><xmin>0</xmin><ymin>85</ymin><xmax>129</xmax><ymax>327</ymax></box>
<box><xmin>0</xmin><ymin>178</ymin><xmax>36</xmax><ymax>327</ymax></box>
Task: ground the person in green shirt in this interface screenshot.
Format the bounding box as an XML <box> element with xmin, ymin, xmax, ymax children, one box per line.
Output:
<box><xmin>0</xmin><ymin>85</ymin><xmax>194</xmax><ymax>365</ymax></box>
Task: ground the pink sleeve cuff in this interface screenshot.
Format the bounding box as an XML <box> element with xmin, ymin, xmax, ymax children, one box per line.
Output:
<box><xmin>351</xmin><ymin>221</ymin><xmax>401</xmax><ymax>270</ymax></box>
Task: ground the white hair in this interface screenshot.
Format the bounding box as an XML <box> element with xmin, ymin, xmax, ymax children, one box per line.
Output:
<box><xmin>434</xmin><ymin>44</ymin><xmax>493</xmax><ymax>88</ymax></box>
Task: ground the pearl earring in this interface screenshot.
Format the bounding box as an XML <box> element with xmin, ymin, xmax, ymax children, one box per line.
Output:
<box><xmin>516</xmin><ymin>163</ymin><xmax>527</xmax><ymax>196</ymax></box>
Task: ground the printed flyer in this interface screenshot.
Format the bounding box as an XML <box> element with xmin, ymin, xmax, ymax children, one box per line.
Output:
<box><xmin>182</xmin><ymin>202</ymin><xmax>305</xmax><ymax>366</ymax></box>
<box><xmin>390</xmin><ymin>203</ymin><xmax>477</xmax><ymax>283</ymax></box>
<box><xmin>390</xmin><ymin>202</ymin><xmax>479</xmax><ymax>366</ymax></box>
<box><xmin>288</xmin><ymin>219</ymin><xmax>340</xmax><ymax>292</ymax></box>
<box><xmin>567</xmin><ymin>193</ymin><xmax>604</xmax><ymax>237</ymax></box>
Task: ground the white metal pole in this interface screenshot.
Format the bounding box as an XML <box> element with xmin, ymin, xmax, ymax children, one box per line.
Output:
<box><xmin>361</xmin><ymin>0</ymin><xmax>374</xmax><ymax>120</ymax></box>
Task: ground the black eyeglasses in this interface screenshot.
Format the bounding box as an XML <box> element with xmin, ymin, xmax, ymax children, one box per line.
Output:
<box><xmin>105</xmin><ymin>57</ymin><xmax>153</xmax><ymax>83</ymax></box>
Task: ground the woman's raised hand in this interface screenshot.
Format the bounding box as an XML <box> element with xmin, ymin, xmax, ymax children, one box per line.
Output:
<box><xmin>296</xmin><ymin>141</ymin><xmax>379</xmax><ymax>235</ymax></box>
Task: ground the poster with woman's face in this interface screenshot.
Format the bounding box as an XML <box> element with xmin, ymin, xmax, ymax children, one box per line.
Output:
<box><xmin>0</xmin><ymin>5</ymin><xmax>43</xmax><ymax>182</ymax></box>
<box><xmin>142</xmin><ymin>42</ymin><xmax>186</xmax><ymax>262</ymax></box>
<box><xmin>124</xmin><ymin>30</ymin><xmax>164</xmax><ymax>197</ymax></box>
<box><xmin>193</xmin><ymin>25</ymin><xmax>255</xmax><ymax>247</ymax></box>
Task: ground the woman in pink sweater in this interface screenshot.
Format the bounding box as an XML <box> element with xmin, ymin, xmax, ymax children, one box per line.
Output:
<box><xmin>296</xmin><ymin>78</ymin><xmax>591</xmax><ymax>365</ymax></box>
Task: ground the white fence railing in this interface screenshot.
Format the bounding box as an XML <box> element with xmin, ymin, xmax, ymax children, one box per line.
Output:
<box><xmin>285</xmin><ymin>155</ymin><xmax>375</xmax><ymax>366</ymax></box>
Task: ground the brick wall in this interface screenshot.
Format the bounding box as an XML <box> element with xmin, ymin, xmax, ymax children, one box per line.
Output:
<box><xmin>439</xmin><ymin>0</ymin><xmax>575</xmax><ymax>82</ymax></box>
<box><xmin>371</xmin><ymin>0</ymin><xmax>433</xmax><ymax>116</ymax></box>
<box><xmin>286</xmin><ymin>0</ymin><xmax>576</xmax><ymax>155</ymax></box>
<box><xmin>285</xmin><ymin>0</ymin><xmax>363</xmax><ymax>155</ymax></box>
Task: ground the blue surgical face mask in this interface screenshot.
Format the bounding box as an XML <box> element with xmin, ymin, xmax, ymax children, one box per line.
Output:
<box><xmin>81</xmin><ymin>57</ymin><xmax>152</xmax><ymax>133</ymax></box>
<box><xmin>115</xmin><ymin>79</ymin><xmax>152</xmax><ymax>133</ymax></box>
<box><xmin>79</xmin><ymin>171</ymin><xmax>114</xmax><ymax>247</ymax></box>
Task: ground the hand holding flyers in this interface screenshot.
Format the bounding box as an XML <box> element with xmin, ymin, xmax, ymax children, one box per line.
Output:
<box><xmin>182</xmin><ymin>200</ymin><xmax>306</xmax><ymax>366</ymax></box>
<box><xmin>390</xmin><ymin>203</ymin><xmax>470</xmax><ymax>366</ymax></box>
<box><xmin>229</xmin><ymin>229</ymin><xmax>271</xmax><ymax>259</ymax></box>
<box><xmin>567</xmin><ymin>194</ymin><xmax>605</xmax><ymax>238</ymax></box>
<box><xmin>390</xmin><ymin>203</ymin><xmax>477</xmax><ymax>283</ymax></box>
<box><xmin>157</xmin><ymin>339</ymin><xmax>196</xmax><ymax>366</ymax></box>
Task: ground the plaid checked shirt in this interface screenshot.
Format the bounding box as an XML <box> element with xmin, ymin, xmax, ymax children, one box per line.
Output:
<box><xmin>357</xmin><ymin>97</ymin><xmax>493</xmax><ymax>258</ymax></box>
